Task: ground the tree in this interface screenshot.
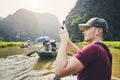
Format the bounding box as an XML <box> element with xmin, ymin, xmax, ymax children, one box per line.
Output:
<box><xmin>66</xmin><ymin>0</ymin><xmax>120</xmax><ymax>41</ymax></box>
<box><xmin>0</xmin><ymin>36</ymin><xmax>4</xmax><ymax>41</ymax></box>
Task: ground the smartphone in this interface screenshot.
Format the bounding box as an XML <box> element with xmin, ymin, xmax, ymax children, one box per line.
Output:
<box><xmin>61</xmin><ymin>20</ymin><xmax>65</xmax><ymax>30</ymax></box>
<box><xmin>63</xmin><ymin>20</ymin><xmax>65</xmax><ymax>25</ymax></box>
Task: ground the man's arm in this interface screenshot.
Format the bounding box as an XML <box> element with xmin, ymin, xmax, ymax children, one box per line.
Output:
<box><xmin>55</xmin><ymin>41</ymin><xmax>84</xmax><ymax>77</ymax></box>
<box><xmin>56</xmin><ymin>47</ymin><xmax>84</xmax><ymax>78</ymax></box>
<box><xmin>55</xmin><ymin>25</ymin><xmax>84</xmax><ymax>78</ymax></box>
<box><xmin>67</xmin><ymin>39</ymin><xmax>80</xmax><ymax>54</ymax></box>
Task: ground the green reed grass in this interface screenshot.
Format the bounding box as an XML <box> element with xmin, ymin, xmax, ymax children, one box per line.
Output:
<box><xmin>0</xmin><ymin>42</ymin><xmax>21</xmax><ymax>48</ymax></box>
<box><xmin>104</xmin><ymin>41</ymin><xmax>120</xmax><ymax>49</ymax></box>
<box><xmin>75</xmin><ymin>41</ymin><xmax>120</xmax><ymax>49</ymax></box>
<box><xmin>111</xmin><ymin>48</ymin><xmax>120</xmax><ymax>78</ymax></box>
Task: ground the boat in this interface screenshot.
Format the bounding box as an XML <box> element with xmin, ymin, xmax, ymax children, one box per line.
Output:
<box><xmin>20</xmin><ymin>44</ymin><xmax>28</xmax><ymax>48</ymax></box>
<box><xmin>36</xmin><ymin>51</ymin><xmax>58</xmax><ymax>59</ymax></box>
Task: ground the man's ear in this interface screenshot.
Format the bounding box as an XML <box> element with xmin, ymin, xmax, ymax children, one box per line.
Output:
<box><xmin>96</xmin><ymin>28</ymin><xmax>102</xmax><ymax>36</ymax></box>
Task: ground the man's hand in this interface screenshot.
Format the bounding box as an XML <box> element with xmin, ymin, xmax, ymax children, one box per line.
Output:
<box><xmin>59</xmin><ymin>24</ymin><xmax>69</xmax><ymax>43</ymax></box>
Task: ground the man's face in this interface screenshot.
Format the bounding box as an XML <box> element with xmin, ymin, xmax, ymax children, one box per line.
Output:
<box><xmin>81</xmin><ymin>26</ymin><xmax>97</xmax><ymax>42</ymax></box>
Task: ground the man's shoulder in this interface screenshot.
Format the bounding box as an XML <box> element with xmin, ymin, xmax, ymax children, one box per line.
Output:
<box><xmin>83</xmin><ymin>43</ymin><xmax>99</xmax><ymax>50</ymax></box>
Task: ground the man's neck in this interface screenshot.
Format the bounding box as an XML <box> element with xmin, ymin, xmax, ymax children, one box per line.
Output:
<box><xmin>90</xmin><ymin>38</ymin><xmax>103</xmax><ymax>44</ymax></box>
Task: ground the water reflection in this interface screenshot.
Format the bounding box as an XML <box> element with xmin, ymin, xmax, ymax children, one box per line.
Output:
<box><xmin>0</xmin><ymin>46</ymin><xmax>56</xmax><ymax>80</ymax></box>
<box><xmin>0</xmin><ymin>46</ymin><xmax>120</xmax><ymax>80</ymax></box>
<box><xmin>0</xmin><ymin>55</ymin><xmax>38</xmax><ymax>80</ymax></box>
<box><xmin>0</xmin><ymin>46</ymin><xmax>21</xmax><ymax>58</ymax></box>
<box><xmin>0</xmin><ymin>45</ymin><xmax>42</xmax><ymax>58</ymax></box>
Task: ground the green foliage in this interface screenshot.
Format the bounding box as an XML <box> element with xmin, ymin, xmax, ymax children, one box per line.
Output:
<box><xmin>0</xmin><ymin>42</ymin><xmax>21</xmax><ymax>48</ymax></box>
<box><xmin>66</xmin><ymin>0</ymin><xmax>120</xmax><ymax>41</ymax></box>
<box><xmin>0</xmin><ymin>36</ymin><xmax>4</xmax><ymax>41</ymax></box>
<box><xmin>104</xmin><ymin>41</ymin><xmax>120</xmax><ymax>49</ymax></box>
<box><xmin>75</xmin><ymin>41</ymin><xmax>120</xmax><ymax>49</ymax></box>
<box><xmin>111</xmin><ymin>48</ymin><xmax>120</xmax><ymax>78</ymax></box>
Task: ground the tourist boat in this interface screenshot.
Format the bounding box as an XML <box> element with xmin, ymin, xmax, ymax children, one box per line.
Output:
<box><xmin>36</xmin><ymin>51</ymin><xmax>58</xmax><ymax>59</ymax></box>
<box><xmin>20</xmin><ymin>44</ymin><xmax>28</xmax><ymax>48</ymax></box>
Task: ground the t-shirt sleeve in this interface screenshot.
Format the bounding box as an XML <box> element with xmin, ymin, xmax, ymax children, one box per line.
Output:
<box><xmin>75</xmin><ymin>44</ymin><xmax>98</xmax><ymax>67</ymax></box>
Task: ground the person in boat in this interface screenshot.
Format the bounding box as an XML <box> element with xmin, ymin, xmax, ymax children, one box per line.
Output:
<box><xmin>55</xmin><ymin>17</ymin><xmax>112</xmax><ymax>80</ymax></box>
<box><xmin>50</xmin><ymin>40</ymin><xmax>57</xmax><ymax>51</ymax></box>
<box><xmin>20</xmin><ymin>43</ymin><xmax>25</xmax><ymax>48</ymax></box>
<box><xmin>26</xmin><ymin>40</ymin><xmax>32</xmax><ymax>47</ymax></box>
<box><xmin>43</xmin><ymin>41</ymin><xmax>52</xmax><ymax>51</ymax></box>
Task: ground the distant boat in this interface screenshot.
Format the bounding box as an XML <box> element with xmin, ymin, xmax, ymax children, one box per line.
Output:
<box><xmin>36</xmin><ymin>51</ymin><xmax>58</xmax><ymax>59</ymax></box>
<box><xmin>20</xmin><ymin>43</ymin><xmax>28</xmax><ymax>48</ymax></box>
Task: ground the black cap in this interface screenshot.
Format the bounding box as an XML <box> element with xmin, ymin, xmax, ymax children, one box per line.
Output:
<box><xmin>79</xmin><ymin>17</ymin><xmax>108</xmax><ymax>34</ymax></box>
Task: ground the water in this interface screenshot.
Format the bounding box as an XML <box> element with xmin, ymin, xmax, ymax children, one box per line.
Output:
<box><xmin>0</xmin><ymin>45</ymin><xmax>76</xmax><ymax>80</ymax></box>
<box><xmin>0</xmin><ymin>45</ymin><xmax>120</xmax><ymax>80</ymax></box>
<box><xmin>0</xmin><ymin>45</ymin><xmax>56</xmax><ymax>80</ymax></box>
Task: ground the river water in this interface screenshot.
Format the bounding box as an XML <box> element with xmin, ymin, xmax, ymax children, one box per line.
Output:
<box><xmin>0</xmin><ymin>45</ymin><xmax>57</xmax><ymax>80</ymax></box>
<box><xmin>0</xmin><ymin>45</ymin><xmax>77</xmax><ymax>80</ymax></box>
<box><xmin>0</xmin><ymin>45</ymin><xmax>119</xmax><ymax>80</ymax></box>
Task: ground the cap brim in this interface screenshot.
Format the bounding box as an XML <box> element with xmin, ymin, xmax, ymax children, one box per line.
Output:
<box><xmin>78</xmin><ymin>24</ymin><xmax>92</xmax><ymax>30</ymax></box>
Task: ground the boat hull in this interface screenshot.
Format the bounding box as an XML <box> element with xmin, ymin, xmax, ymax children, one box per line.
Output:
<box><xmin>36</xmin><ymin>51</ymin><xmax>57</xmax><ymax>59</ymax></box>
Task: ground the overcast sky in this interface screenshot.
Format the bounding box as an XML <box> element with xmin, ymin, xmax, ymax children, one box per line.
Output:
<box><xmin>0</xmin><ymin>0</ymin><xmax>77</xmax><ymax>24</ymax></box>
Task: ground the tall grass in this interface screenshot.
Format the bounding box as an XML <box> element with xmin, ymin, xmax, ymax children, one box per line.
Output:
<box><xmin>0</xmin><ymin>42</ymin><xmax>21</xmax><ymax>48</ymax></box>
<box><xmin>0</xmin><ymin>41</ymin><xmax>120</xmax><ymax>49</ymax></box>
<box><xmin>111</xmin><ymin>48</ymin><xmax>120</xmax><ymax>78</ymax></box>
<box><xmin>104</xmin><ymin>41</ymin><xmax>120</xmax><ymax>49</ymax></box>
<box><xmin>75</xmin><ymin>41</ymin><xmax>120</xmax><ymax>49</ymax></box>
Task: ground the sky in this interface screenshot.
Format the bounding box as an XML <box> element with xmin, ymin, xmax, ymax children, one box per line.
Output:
<box><xmin>0</xmin><ymin>0</ymin><xmax>77</xmax><ymax>24</ymax></box>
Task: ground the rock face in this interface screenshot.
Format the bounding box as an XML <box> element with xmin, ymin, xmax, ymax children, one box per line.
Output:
<box><xmin>0</xmin><ymin>8</ymin><xmax>60</xmax><ymax>41</ymax></box>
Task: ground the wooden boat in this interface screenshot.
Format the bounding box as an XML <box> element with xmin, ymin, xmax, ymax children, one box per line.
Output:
<box><xmin>20</xmin><ymin>43</ymin><xmax>29</xmax><ymax>48</ymax></box>
<box><xmin>20</xmin><ymin>45</ymin><xmax>28</xmax><ymax>48</ymax></box>
<box><xmin>36</xmin><ymin>51</ymin><xmax>58</xmax><ymax>59</ymax></box>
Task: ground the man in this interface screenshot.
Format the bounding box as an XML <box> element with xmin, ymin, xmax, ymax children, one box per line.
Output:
<box><xmin>43</xmin><ymin>41</ymin><xmax>52</xmax><ymax>51</ymax></box>
<box><xmin>55</xmin><ymin>17</ymin><xmax>112</xmax><ymax>80</ymax></box>
<box><xmin>50</xmin><ymin>40</ymin><xmax>57</xmax><ymax>51</ymax></box>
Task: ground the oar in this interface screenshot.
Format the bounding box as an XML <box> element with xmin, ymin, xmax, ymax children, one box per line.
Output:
<box><xmin>26</xmin><ymin>46</ymin><xmax>44</xmax><ymax>56</ymax></box>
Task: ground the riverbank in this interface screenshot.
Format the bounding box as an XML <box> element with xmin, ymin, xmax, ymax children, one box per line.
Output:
<box><xmin>104</xmin><ymin>41</ymin><xmax>120</xmax><ymax>49</ymax></box>
<box><xmin>111</xmin><ymin>48</ymin><xmax>120</xmax><ymax>79</ymax></box>
<box><xmin>0</xmin><ymin>41</ymin><xmax>120</xmax><ymax>49</ymax></box>
<box><xmin>0</xmin><ymin>42</ymin><xmax>21</xmax><ymax>48</ymax></box>
<box><xmin>75</xmin><ymin>41</ymin><xmax>120</xmax><ymax>49</ymax></box>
